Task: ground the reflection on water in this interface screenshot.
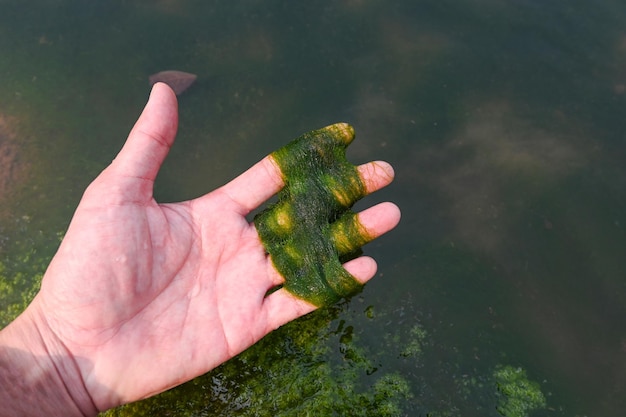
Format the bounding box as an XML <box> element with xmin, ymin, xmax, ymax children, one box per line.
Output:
<box><xmin>431</xmin><ymin>100</ymin><xmax>589</xmax><ymax>253</ymax></box>
<box><xmin>1</xmin><ymin>0</ymin><xmax>625</xmax><ymax>416</ymax></box>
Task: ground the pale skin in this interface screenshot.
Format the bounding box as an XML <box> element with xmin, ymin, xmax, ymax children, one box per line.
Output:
<box><xmin>0</xmin><ymin>83</ymin><xmax>401</xmax><ymax>416</ymax></box>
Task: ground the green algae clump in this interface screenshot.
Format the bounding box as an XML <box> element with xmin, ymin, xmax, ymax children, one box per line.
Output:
<box><xmin>494</xmin><ymin>365</ymin><xmax>546</xmax><ymax>417</ymax></box>
<box><xmin>254</xmin><ymin>123</ymin><xmax>372</xmax><ymax>307</ymax></box>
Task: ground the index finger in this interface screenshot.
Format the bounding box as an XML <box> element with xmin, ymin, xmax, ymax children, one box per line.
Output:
<box><xmin>220</xmin><ymin>159</ymin><xmax>395</xmax><ymax>216</ymax></box>
<box><xmin>218</xmin><ymin>156</ymin><xmax>284</xmax><ymax>215</ymax></box>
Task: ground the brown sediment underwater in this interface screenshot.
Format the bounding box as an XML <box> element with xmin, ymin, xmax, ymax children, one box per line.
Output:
<box><xmin>0</xmin><ymin>114</ymin><xmax>30</xmax><ymax>214</ymax></box>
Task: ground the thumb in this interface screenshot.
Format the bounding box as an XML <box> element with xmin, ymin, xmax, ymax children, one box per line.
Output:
<box><xmin>109</xmin><ymin>82</ymin><xmax>179</xmax><ymax>190</ymax></box>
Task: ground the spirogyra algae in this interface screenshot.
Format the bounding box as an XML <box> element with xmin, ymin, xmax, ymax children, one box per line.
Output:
<box><xmin>254</xmin><ymin>123</ymin><xmax>372</xmax><ymax>307</ymax></box>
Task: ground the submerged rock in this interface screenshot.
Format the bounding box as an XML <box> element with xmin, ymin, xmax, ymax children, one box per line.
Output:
<box><xmin>148</xmin><ymin>70</ymin><xmax>197</xmax><ymax>95</ymax></box>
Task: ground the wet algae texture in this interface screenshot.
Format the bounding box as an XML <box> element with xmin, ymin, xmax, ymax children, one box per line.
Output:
<box><xmin>254</xmin><ymin>123</ymin><xmax>371</xmax><ymax>307</ymax></box>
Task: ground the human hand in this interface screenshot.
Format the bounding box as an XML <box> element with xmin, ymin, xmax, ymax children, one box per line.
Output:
<box><xmin>0</xmin><ymin>83</ymin><xmax>400</xmax><ymax>414</ymax></box>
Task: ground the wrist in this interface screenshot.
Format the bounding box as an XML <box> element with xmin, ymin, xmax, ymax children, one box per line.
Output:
<box><xmin>0</xmin><ymin>301</ymin><xmax>98</xmax><ymax>417</ymax></box>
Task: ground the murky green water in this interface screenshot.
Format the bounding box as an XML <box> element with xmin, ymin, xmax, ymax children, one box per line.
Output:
<box><xmin>1</xmin><ymin>1</ymin><xmax>625</xmax><ymax>416</ymax></box>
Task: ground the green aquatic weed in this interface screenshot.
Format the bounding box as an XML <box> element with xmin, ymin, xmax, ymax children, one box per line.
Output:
<box><xmin>254</xmin><ymin>123</ymin><xmax>372</xmax><ymax>307</ymax></box>
<box><xmin>494</xmin><ymin>365</ymin><xmax>546</xmax><ymax>417</ymax></box>
<box><xmin>0</xmin><ymin>220</ymin><xmax>62</xmax><ymax>329</ymax></box>
<box><xmin>104</xmin><ymin>305</ymin><xmax>413</xmax><ymax>417</ymax></box>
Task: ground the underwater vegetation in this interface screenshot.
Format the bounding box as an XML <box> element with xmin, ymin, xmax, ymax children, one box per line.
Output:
<box><xmin>254</xmin><ymin>123</ymin><xmax>370</xmax><ymax>307</ymax></box>
<box><xmin>104</xmin><ymin>303</ymin><xmax>416</xmax><ymax>417</ymax></box>
<box><xmin>0</xmin><ymin>217</ymin><xmax>63</xmax><ymax>329</ymax></box>
<box><xmin>494</xmin><ymin>365</ymin><xmax>547</xmax><ymax>417</ymax></box>
<box><xmin>103</xmin><ymin>301</ymin><xmax>548</xmax><ymax>416</ymax></box>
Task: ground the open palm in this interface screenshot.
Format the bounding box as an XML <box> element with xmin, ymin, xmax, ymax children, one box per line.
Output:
<box><xmin>27</xmin><ymin>83</ymin><xmax>400</xmax><ymax>411</ymax></box>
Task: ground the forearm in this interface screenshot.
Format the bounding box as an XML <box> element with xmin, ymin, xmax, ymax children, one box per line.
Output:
<box><xmin>0</xmin><ymin>308</ymin><xmax>98</xmax><ymax>417</ymax></box>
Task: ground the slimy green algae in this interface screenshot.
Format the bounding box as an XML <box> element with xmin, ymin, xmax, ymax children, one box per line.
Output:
<box><xmin>494</xmin><ymin>365</ymin><xmax>546</xmax><ymax>417</ymax></box>
<box><xmin>254</xmin><ymin>123</ymin><xmax>371</xmax><ymax>307</ymax></box>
